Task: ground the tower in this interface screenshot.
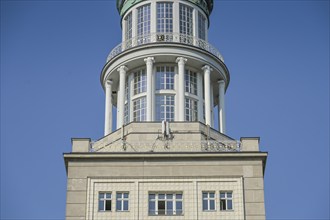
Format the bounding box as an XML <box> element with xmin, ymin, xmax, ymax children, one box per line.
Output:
<box><xmin>64</xmin><ymin>1</ymin><xmax>267</xmax><ymax>219</ymax></box>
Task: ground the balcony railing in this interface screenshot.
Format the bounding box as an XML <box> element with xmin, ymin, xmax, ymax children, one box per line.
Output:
<box><xmin>107</xmin><ymin>32</ymin><xmax>224</xmax><ymax>62</ymax></box>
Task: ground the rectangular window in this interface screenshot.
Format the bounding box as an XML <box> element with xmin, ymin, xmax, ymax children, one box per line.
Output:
<box><xmin>156</xmin><ymin>66</ymin><xmax>175</xmax><ymax>90</ymax></box>
<box><xmin>157</xmin><ymin>2</ymin><xmax>173</xmax><ymax>33</ymax></box>
<box><xmin>99</xmin><ymin>192</ymin><xmax>112</xmax><ymax>211</ymax></box>
<box><xmin>149</xmin><ymin>193</ymin><xmax>183</xmax><ymax>216</ymax></box>
<box><xmin>116</xmin><ymin>192</ymin><xmax>129</xmax><ymax>211</ymax></box>
<box><xmin>137</xmin><ymin>4</ymin><xmax>151</xmax><ymax>44</ymax></box>
<box><xmin>134</xmin><ymin>69</ymin><xmax>146</xmax><ymax>95</ymax></box>
<box><xmin>220</xmin><ymin>192</ymin><xmax>233</xmax><ymax>211</ymax></box>
<box><xmin>185</xmin><ymin>98</ymin><xmax>198</xmax><ymax>121</ymax></box>
<box><xmin>133</xmin><ymin>97</ymin><xmax>146</xmax><ymax>121</ymax></box>
<box><xmin>156</xmin><ymin>95</ymin><xmax>175</xmax><ymax>121</ymax></box>
<box><xmin>202</xmin><ymin>192</ymin><xmax>215</xmax><ymax>211</ymax></box>
<box><xmin>125</xmin><ymin>12</ymin><xmax>132</xmax><ymax>48</ymax></box>
<box><xmin>198</xmin><ymin>12</ymin><xmax>206</xmax><ymax>40</ymax></box>
<box><xmin>179</xmin><ymin>4</ymin><xmax>193</xmax><ymax>35</ymax></box>
<box><xmin>179</xmin><ymin>4</ymin><xmax>193</xmax><ymax>44</ymax></box>
<box><xmin>185</xmin><ymin>69</ymin><xmax>197</xmax><ymax>95</ymax></box>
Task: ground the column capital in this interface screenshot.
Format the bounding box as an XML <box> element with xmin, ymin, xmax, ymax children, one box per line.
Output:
<box><xmin>218</xmin><ymin>80</ymin><xmax>225</xmax><ymax>86</ymax></box>
<box><xmin>202</xmin><ymin>65</ymin><xmax>213</xmax><ymax>72</ymax></box>
<box><xmin>144</xmin><ymin>57</ymin><xmax>155</xmax><ymax>65</ymax></box>
<box><xmin>117</xmin><ymin>66</ymin><xmax>128</xmax><ymax>73</ymax></box>
<box><xmin>176</xmin><ymin>57</ymin><xmax>187</xmax><ymax>64</ymax></box>
<box><xmin>105</xmin><ymin>79</ymin><xmax>113</xmax><ymax>87</ymax></box>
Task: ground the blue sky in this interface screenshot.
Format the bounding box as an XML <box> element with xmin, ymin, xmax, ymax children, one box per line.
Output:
<box><xmin>1</xmin><ymin>0</ymin><xmax>329</xmax><ymax>219</ymax></box>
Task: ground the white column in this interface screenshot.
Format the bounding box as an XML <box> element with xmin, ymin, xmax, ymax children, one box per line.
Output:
<box><xmin>117</xmin><ymin>66</ymin><xmax>128</xmax><ymax>128</ymax></box>
<box><xmin>173</xmin><ymin>1</ymin><xmax>179</xmax><ymax>41</ymax></box>
<box><xmin>176</xmin><ymin>57</ymin><xmax>187</xmax><ymax>121</ymax></box>
<box><xmin>144</xmin><ymin>57</ymin><xmax>155</xmax><ymax>121</ymax></box>
<box><xmin>193</xmin><ymin>7</ymin><xmax>198</xmax><ymax>46</ymax></box>
<box><xmin>122</xmin><ymin>16</ymin><xmax>126</xmax><ymax>43</ymax></box>
<box><xmin>218</xmin><ymin>80</ymin><xmax>226</xmax><ymax>134</ymax></box>
<box><xmin>132</xmin><ymin>9</ymin><xmax>137</xmax><ymax>45</ymax></box>
<box><xmin>104</xmin><ymin>79</ymin><xmax>113</xmax><ymax>136</ymax></box>
<box><xmin>202</xmin><ymin>65</ymin><xmax>212</xmax><ymax>126</ymax></box>
<box><xmin>150</xmin><ymin>1</ymin><xmax>156</xmax><ymax>34</ymax></box>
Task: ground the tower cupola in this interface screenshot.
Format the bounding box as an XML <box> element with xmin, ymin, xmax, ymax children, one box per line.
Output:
<box><xmin>102</xmin><ymin>0</ymin><xmax>229</xmax><ymax>136</ymax></box>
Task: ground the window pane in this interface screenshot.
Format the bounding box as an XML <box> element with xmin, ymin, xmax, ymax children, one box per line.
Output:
<box><xmin>227</xmin><ymin>200</ymin><xmax>233</xmax><ymax>210</ymax></box>
<box><xmin>220</xmin><ymin>200</ymin><xmax>226</xmax><ymax>210</ymax></box>
<box><xmin>99</xmin><ymin>200</ymin><xmax>104</xmax><ymax>211</ymax></box>
<box><xmin>105</xmin><ymin>200</ymin><xmax>111</xmax><ymax>211</ymax></box>
<box><xmin>99</xmin><ymin>193</ymin><xmax>104</xmax><ymax>199</ymax></box>
<box><xmin>227</xmin><ymin>192</ymin><xmax>232</xmax><ymax>198</ymax></box>
<box><xmin>209</xmin><ymin>192</ymin><xmax>215</xmax><ymax>198</ymax></box>
<box><xmin>106</xmin><ymin>193</ymin><xmax>111</xmax><ymax>199</ymax></box>
<box><xmin>149</xmin><ymin>201</ymin><xmax>155</xmax><ymax>213</ymax></box>
<box><xmin>159</xmin><ymin>194</ymin><xmax>165</xmax><ymax>199</ymax></box>
<box><xmin>116</xmin><ymin>200</ymin><xmax>122</xmax><ymax>210</ymax></box>
<box><xmin>202</xmin><ymin>192</ymin><xmax>208</xmax><ymax>199</ymax></box>
<box><xmin>167</xmin><ymin>194</ymin><xmax>173</xmax><ymax>199</ymax></box>
<box><xmin>176</xmin><ymin>201</ymin><xmax>182</xmax><ymax>214</ymax></box>
<box><xmin>124</xmin><ymin>200</ymin><xmax>129</xmax><ymax>210</ymax></box>
<box><xmin>176</xmin><ymin>194</ymin><xmax>182</xmax><ymax>199</ymax></box>
<box><xmin>210</xmin><ymin>200</ymin><xmax>215</xmax><ymax>210</ymax></box>
<box><xmin>149</xmin><ymin>194</ymin><xmax>155</xmax><ymax>200</ymax></box>
<box><xmin>158</xmin><ymin>201</ymin><xmax>165</xmax><ymax>215</ymax></box>
<box><xmin>202</xmin><ymin>200</ymin><xmax>208</xmax><ymax>210</ymax></box>
<box><xmin>166</xmin><ymin>201</ymin><xmax>173</xmax><ymax>215</ymax></box>
<box><xmin>220</xmin><ymin>193</ymin><xmax>225</xmax><ymax>198</ymax></box>
<box><xmin>124</xmin><ymin>193</ymin><xmax>129</xmax><ymax>198</ymax></box>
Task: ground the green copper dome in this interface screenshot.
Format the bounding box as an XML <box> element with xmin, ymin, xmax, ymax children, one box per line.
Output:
<box><xmin>117</xmin><ymin>0</ymin><xmax>213</xmax><ymax>17</ymax></box>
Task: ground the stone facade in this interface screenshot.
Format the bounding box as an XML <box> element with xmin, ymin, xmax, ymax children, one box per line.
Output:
<box><xmin>64</xmin><ymin>122</ymin><xmax>267</xmax><ymax>220</ymax></box>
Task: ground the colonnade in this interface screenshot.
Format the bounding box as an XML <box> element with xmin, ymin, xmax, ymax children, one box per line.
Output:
<box><xmin>104</xmin><ymin>57</ymin><xmax>226</xmax><ymax>136</ymax></box>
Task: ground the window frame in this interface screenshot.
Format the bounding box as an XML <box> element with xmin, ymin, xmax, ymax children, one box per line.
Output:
<box><xmin>220</xmin><ymin>191</ymin><xmax>233</xmax><ymax>211</ymax></box>
<box><xmin>185</xmin><ymin>69</ymin><xmax>197</xmax><ymax>95</ymax></box>
<box><xmin>137</xmin><ymin>4</ymin><xmax>151</xmax><ymax>44</ymax></box>
<box><xmin>156</xmin><ymin>66</ymin><xmax>175</xmax><ymax>90</ymax></box>
<box><xmin>148</xmin><ymin>192</ymin><xmax>183</xmax><ymax>216</ymax></box>
<box><xmin>198</xmin><ymin>11</ymin><xmax>206</xmax><ymax>40</ymax></box>
<box><xmin>116</xmin><ymin>192</ymin><xmax>129</xmax><ymax>212</ymax></box>
<box><xmin>185</xmin><ymin>98</ymin><xmax>198</xmax><ymax>122</ymax></box>
<box><xmin>202</xmin><ymin>191</ymin><xmax>216</xmax><ymax>211</ymax></box>
<box><xmin>179</xmin><ymin>3</ymin><xmax>193</xmax><ymax>36</ymax></box>
<box><xmin>156</xmin><ymin>95</ymin><xmax>175</xmax><ymax>121</ymax></box>
<box><xmin>98</xmin><ymin>192</ymin><xmax>112</xmax><ymax>212</ymax></box>
<box><xmin>125</xmin><ymin>12</ymin><xmax>132</xmax><ymax>38</ymax></box>
<box><xmin>157</xmin><ymin>2</ymin><xmax>173</xmax><ymax>33</ymax></box>
<box><xmin>133</xmin><ymin>96</ymin><xmax>146</xmax><ymax>121</ymax></box>
<box><xmin>133</xmin><ymin>69</ymin><xmax>147</xmax><ymax>95</ymax></box>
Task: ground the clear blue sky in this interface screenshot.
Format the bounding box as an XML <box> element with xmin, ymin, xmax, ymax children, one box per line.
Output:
<box><xmin>1</xmin><ymin>0</ymin><xmax>329</xmax><ymax>219</ymax></box>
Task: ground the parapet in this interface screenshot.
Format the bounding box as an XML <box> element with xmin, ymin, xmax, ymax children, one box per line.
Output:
<box><xmin>240</xmin><ymin>137</ymin><xmax>260</xmax><ymax>151</ymax></box>
<box><xmin>71</xmin><ymin>138</ymin><xmax>91</xmax><ymax>152</ymax></box>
